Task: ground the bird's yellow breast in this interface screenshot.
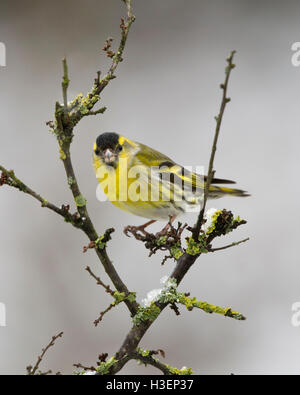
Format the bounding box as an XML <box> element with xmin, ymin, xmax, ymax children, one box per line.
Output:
<box><xmin>92</xmin><ymin>153</ymin><xmax>180</xmax><ymax>220</ymax></box>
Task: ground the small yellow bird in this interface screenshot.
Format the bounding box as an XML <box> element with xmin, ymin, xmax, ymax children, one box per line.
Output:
<box><xmin>93</xmin><ymin>133</ymin><xmax>248</xmax><ymax>234</ymax></box>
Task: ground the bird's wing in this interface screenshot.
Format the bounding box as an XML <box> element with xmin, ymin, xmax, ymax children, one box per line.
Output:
<box><xmin>133</xmin><ymin>142</ymin><xmax>235</xmax><ymax>194</ymax></box>
<box><xmin>134</xmin><ymin>142</ymin><xmax>175</xmax><ymax>167</ymax></box>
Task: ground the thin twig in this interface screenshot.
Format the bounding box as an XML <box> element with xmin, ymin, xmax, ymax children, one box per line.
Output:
<box><xmin>73</xmin><ymin>363</ymin><xmax>96</xmax><ymax>372</ymax></box>
<box><xmin>27</xmin><ymin>332</ymin><xmax>63</xmax><ymax>375</ymax></box>
<box><xmin>87</xmin><ymin>107</ymin><xmax>107</xmax><ymax>116</ymax></box>
<box><xmin>73</xmin><ymin>353</ymin><xmax>108</xmax><ymax>373</ymax></box>
<box><xmin>71</xmin><ymin>0</ymin><xmax>135</xmax><ymax>124</ymax></box>
<box><xmin>62</xmin><ymin>58</ymin><xmax>69</xmax><ymax>113</ymax></box>
<box><xmin>85</xmin><ymin>266</ymin><xmax>115</xmax><ymax>296</ymax></box>
<box><xmin>0</xmin><ymin>166</ymin><xmax>77</xmax><ymax>224</ymax></box>
<box><xmin>209</xmin><ymin>237</ymin><xmax>250</xmax><ymax>252</ymax></box>
<box><xmin>131</xmin><ymin>352</ymin><xmax>173</xmax><ymax>375</ymax></box>
<box><xmin>106</xmin><ymin>0</ymin><xmax>135</xmax><ymax>79</ymax></box>
<box><xmin>94</xmin><ymin>303</ymin><xmax>116</xmax><ymax>327</ymax></box>
<box><xmin>193</xmin><ymin>51</ymin><xmax>236</xmax><ymax>240</ymax></box>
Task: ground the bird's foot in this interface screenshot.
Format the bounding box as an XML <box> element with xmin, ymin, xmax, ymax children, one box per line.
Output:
<box><xmin>124</xmin><ymin>220</ymin><xmax>156</xmax><ymax>238</ymax></box>
<box><xmin>155</xmin><ymin>215</ymin><xmax>177</xmax><ymax>238</ymax></box>
<box><xmin>124</xmin><ymin>225</ymin><xmax>147</xmax><ymax>238</ymax></box>
<box><xmin>155</xmin><ymin>224</ymin><xmax>171</xmax><ymax>238</ymax></box>
<box><xmin>124</xmin><ymin>220</ymin><xmax>189</xmax><ymax>264</ymax></box>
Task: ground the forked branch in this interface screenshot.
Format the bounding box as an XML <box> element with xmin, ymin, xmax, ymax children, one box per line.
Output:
<box><xmin>0</xmin><ymin>0</ymin><xmax>248</xmax><ymax>376</ymax></box>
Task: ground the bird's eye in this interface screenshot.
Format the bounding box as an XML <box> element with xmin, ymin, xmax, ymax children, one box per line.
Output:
<box><xmin>118</xmin><ymin>145</ymin><xmax>123</xmax><ymax>152</ymax></box>
<box><xmin>95</xmin><ymin>149</ymin><xmax>100</xmax><ymax>155</ymax></box>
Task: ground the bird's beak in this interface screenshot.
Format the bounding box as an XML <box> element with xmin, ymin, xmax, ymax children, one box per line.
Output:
<box><xmin>103</xmin><ymin>149</ymin><xmax>116</xmax><ymax>165</ymax></box>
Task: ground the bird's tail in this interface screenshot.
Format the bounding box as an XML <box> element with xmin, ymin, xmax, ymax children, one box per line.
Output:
<box><xmin>207</xmin><ymin>178</ymin><xmax>250</xmax><ymax>199</ymax></box>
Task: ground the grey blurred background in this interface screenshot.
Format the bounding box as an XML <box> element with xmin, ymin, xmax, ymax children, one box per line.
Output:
<box><xmin>0</xmin><ymin>0</ymin><xmax>299</xmax><ymax>375</ymax></box>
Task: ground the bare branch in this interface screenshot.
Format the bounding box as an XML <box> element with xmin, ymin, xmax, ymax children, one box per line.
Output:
<box><xmin>94</xmin><ymin>303</ymin><xmax>116</xmax><ymax>327</ymax></box>
<box><xmin>193</xmin><ymin>51</ymin><xmax>236</xmax><ymax>240</ymax></box>
<box><xmin>27</xmin><ymin>331</ymin><xmax>63</xmax><ymax>375</ymax></box>
<box><xmin>71</xmin><ymin>0</ymin><xmax>135</xmax><ymax>125</ymax></box>
<box><xmin>62</xmin><ymin>57</ymin><xmax>69</xmax><ymax>113</ymax></box>
<box><xmin>0</xmin><ymin>166</ymin><xmax>78</xmax><ymax>225</ymax></box>
<box><xmin>85</xmin><ymin>266</ymin><xmax>115</xmax><ymax>296</ymax></box>
<box><xmin>208</xmin><ymin>237</ymin><xmax>250</xmax><ymax>252</ymax></box>
<box><xmin>73</xmin><ymin>362</ymin><xmax>96</xmax><ymax>373</ymax></box>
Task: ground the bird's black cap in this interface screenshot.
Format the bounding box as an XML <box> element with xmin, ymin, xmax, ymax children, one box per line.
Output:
<box><xmin>96</xmin><ymin>132</ymin><xmax>119</xmax><ymax>150</ymax></box>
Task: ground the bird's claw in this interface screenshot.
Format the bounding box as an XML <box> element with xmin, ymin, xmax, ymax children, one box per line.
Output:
<box><xmin>123</xmin><ymin>225</ymin><xmax>135</xmax><ymax>237</ymax></box>
<box><xmin>123</xmin><ymin>225</ymin><xmax>151</xmax><ymax>238</ymax></box>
